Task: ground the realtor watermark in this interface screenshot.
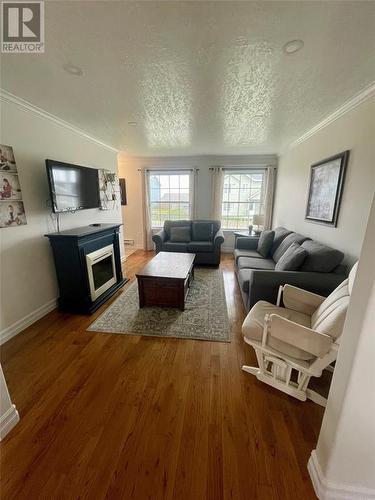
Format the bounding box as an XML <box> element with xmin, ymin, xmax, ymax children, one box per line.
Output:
<box><xmin>1</xmin><ymin>1</ymin><xmax>44</xmax><ymax>53</ymax></box>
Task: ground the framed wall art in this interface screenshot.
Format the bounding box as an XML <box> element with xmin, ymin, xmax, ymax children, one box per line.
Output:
<box><xmin>0</xmin><ymin>145</ymin><xmax>27</xmax><ymax>228</ymax></box>
<box><xmin>305</xmin><ymin>150</ymin><xmax>349</xmax><ymax>227</ymax></box>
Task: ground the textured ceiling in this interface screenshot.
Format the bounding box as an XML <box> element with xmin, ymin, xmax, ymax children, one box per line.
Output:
<box><xmin>2</xmin><ymin>1</ymin><xmax>375</xmax><ymax>155</ymax></box>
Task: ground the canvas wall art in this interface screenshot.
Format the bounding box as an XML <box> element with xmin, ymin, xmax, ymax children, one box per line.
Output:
<box><xmin>305</xmin><ymin>151</ymin><xmax>349</xmax><ymax>227</ymax></box>
<box><xmin>0</xmin><ymin>145</ymin><xmax>27</xmax><ymax>228</ymax></box>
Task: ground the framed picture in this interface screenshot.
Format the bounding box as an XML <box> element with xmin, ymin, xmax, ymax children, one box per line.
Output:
<box><xmin>0</xmin><ymin>173</ymin><xmax>23</xmax><ymax>200</ymax></box>
<box><xmin>305</xmin><ymin>150</ymin><xmax>349</xmax><ymax>227</ymax></box>
<box><xmin>0</xmin><ymin>144</ymin><xmax>18</xmax><ymax>172</ymax></box>
<box><xmin>119</xmin><ymin>178</ymin><xmax>127</xmax><ymax>205</ymax></box>
<box><xmin>0</xmin><ymin>201</ymin><xmax>27</xmax><ymax>228</ymax></box>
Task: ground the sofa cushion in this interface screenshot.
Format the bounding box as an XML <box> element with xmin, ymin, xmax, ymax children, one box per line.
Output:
<box><xmin>170</xmin><ymin>226</ymin><xmax>191</xmax><ymax>243</ymax></box>
<box><xmin>237</xmin><ymin>256</ymin><xmax>275</xmax><ymax>271</ymax></box>
<box><xmin>271</xmin><ymin>227</ymin><xmax>293</xmax><ymax>254</ymax></box>
<box><xmin>191</xmin><ymin>221</ymin><xmax>213</xmax><ymax>241</ymax></box>
<box><xmin>242</xmin><ymin>300</ymin><xmax>314</xmax><ymax>360</ymax></box>
<box><xmin>162</xmin><ymin>242</ymin><xmax>188</xmax><ymax>252</ymax></box>
<box><xmin>272</xmin><ymin>233</ymin><xmax>310</xmax><ymax>263</ymax></box>
<box><xmin>300</xmin><ymin>240</ymin><xmax>344</xmax><ymax>273</ymax></box>
<box><xmin>234</xmin><ymin>249</ymin><xmax>263</xmax><ymax>263</ymax></box>
<box><xmin>164</xmin><ymin>220</ymin><xmax>191</xmax><ymax>239</ymax></box>
<box><xmin>187</xmin><ymin>241</ymin><xmax>214</xmax><ymax>253</ymax></box>
<box><xmin>275</xmin><ymin>242</ymin><xmax>307</xmax><ymax>271</ymax></box>
<box><xmin>257</xmin><ymin>230</ymin><xmax>275</xmax><ymax>258</ymax></box>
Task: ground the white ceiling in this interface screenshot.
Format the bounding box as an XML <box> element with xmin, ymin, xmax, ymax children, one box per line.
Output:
<box><xmin>2</xmin><ymin>1</ymin><xmax>375</xmax><ymax>155</ymax></box>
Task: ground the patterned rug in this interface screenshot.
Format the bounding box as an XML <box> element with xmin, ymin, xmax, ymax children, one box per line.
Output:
<box><xmin>87</xmin><ymin>268</ymin><xmax>230</xmax><ymax>342</ymax></box>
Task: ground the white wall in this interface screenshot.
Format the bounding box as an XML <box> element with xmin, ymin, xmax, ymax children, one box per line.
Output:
<box><xmin>308</xmin><ymin>195</ymin><xmax>375</xmax><ymax>498</ymax></box>
<box><xmin>273</xmin><ymin>97</ymin><xmax>375</xmax><ymax>265</ymax></box>
<box><xmin>117</xmin><ymin>154</ymin><xmax>277</xmax><ymax>251</ymax></box>
<box><xmin>0</xmin><ymin>98</ymin><xmax>123</xmax><ymax>342</ymax></box>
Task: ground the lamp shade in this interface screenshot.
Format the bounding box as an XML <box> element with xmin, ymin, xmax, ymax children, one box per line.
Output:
<box><xmin>253</xmin><ymin>214</ymin><xmax>264</xmax><ymax>226</ymax></box>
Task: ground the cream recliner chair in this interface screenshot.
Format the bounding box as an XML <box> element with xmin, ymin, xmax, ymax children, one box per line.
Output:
<box><xmin>242</xmin><ymin>263</ymin><xmax>357</xmax><ymax>406</ymax></box>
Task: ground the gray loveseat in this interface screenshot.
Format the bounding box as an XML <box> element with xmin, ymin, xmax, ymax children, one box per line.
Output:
<box><xmin>235</xmin><ymin>226</ymin><xmax>347</xmax><ymax>311</ymax></box>
<box><xmin>152</xmin><ymin>220</ymin><xmax>225</xmax><ymax>265</ymax></box>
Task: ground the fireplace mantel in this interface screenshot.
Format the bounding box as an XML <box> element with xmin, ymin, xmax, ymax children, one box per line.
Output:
<box><xmin>45</xmin><ymin>224</ymin><xmax>127</xmax><ymax>313</ymax></box>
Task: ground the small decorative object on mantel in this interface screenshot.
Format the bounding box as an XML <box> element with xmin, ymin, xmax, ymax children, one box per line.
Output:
<box><xmin>305</xmin><ymin>150</ymin><xmax>349</xmax><ymax>227</ymax></box>
<box><xmin>0</xmin><ymin>144</ymin><xmax>27</xmax><ymax>228</ymax></box>
<box><xmin>99</xmin><ymin>169</ymin><xmax>121</xmax><ymax>211</ymax></box>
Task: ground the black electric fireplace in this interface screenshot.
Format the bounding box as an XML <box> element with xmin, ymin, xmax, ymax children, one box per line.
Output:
<box><xmin>45</xmin><ymin>223</ymin><xmax>127</xmax><ymax>313</ymax></box>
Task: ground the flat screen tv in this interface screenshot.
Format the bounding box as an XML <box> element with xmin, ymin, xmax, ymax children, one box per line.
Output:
<box><xmin>46</xmin><ymin>159</ymin><xmax>100</xmax><ymax>213</ymax></box>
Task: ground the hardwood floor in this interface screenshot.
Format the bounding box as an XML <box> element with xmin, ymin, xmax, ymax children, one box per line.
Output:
<box><xmin>0</xmin><ymin>252</ymin><xmax>323</xmax><ymax>499</ymax></box>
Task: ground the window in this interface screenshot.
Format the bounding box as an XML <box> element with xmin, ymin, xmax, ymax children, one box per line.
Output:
<box><xmin>149</xmin><ymin>171</ymin><xmax>191</xmax><ymax>228</ymax></box>
<box><xmin>221</xmin><ymin>170</ymin><xmax>265</xmax><ymax>229</ymax></box>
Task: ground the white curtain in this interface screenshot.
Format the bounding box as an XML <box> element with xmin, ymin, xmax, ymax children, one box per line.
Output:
<box><xmin>189</xmin><ymin>169</ymin><xmax>198</xmax><ymax>219</ymax></box>
<box><xmin>263</xmin><ymin>166</ymin><xmax>277</xmax><ymax>230</ymax></box>
<box><xmin>210</xmin><ymin>167</ymin><xmax>224</xmax><ymax>220</ymax></box>
<box><xmin>141</xmin><ymin>169</ymin><xmax>154</xmax><ymax>250</ymax></box>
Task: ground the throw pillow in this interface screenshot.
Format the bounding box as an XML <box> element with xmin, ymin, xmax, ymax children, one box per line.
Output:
<box><xmin>257</xmin><ymin>230</ymin><xmax>275</xmax><ymax>258</ymax></box>
<box><xmin>300</xmin><ymin>240</ymin><xmax>344</xmax><ymax>272</ymax></box>
<box><xmin>170</xmin><ymin>226</ymin><xmax>191</xmax><ymax>243</ymax></box>
<box><xmin>275</xmin><ymin>242</ymin><xmax>307</xmax><ymax>271</ymax></box>
<box><xmin>192</xmin><ymin>221</ymin><xmax>214</xmax><ymax>241</ymax></box>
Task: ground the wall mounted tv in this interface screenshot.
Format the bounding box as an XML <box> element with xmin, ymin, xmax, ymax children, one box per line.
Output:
<box><xmin>46</xmin><ymin>159</ymin><xmax>101</xmax><ymax>213</ymax></box>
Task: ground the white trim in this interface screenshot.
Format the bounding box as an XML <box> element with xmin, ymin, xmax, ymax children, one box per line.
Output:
<box><xmin>122</xmin><ymin>154</ymin><xmax>278</xmax><ymax>167</ymax></box>
<box><xmin>287</xmin><ymin>82</ymin><xmax>375</xmax><ymax>151</ymax></box>
<box><xmin>0</xmin><ymin>89</ymin><xmax>119</xmax><ymax>153</ymax></box>
<box><xmin>0</xmin><ymin>404</ymin><xmax>20</xmax><ymax>440</ymax></box>
<box><xmin>0</xmin><ymin>298</ymin><xmax>57</xmax><ymax>345</ymax></box>
<box><xmin>308</xmin><ymin>450</ymin><xmax>375</xmax><ymax>500</ymax></box>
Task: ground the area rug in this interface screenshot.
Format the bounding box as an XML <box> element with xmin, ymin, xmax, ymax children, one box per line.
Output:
<box><xmin>87</xmin><ymin>268</ymin><xmax>230</xmax><ymax>342</ymax></box>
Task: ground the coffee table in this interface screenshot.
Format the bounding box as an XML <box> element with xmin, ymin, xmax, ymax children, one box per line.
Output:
<box><xmin>136</xmin><ymin>252</ymin><xmax>195</xmax><ymax>311</ymax></box>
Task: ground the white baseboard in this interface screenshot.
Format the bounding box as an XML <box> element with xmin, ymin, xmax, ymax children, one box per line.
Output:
<box><xmin>0</xmin><ymin>298</ymin><xmax>57</xmax><ymax>345</ymax></box>
<box><xmin>308</xmin><ymin>450</ymin><xmax>375</xmax><ymax>499</ymax></box>
<box><xmin>0</xmin><ymin>404</ymin><xmax>19</xmax><ymax>440</ymax></box>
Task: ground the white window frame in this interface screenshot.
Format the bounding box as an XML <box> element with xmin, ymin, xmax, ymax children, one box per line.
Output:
<box><xmin>148</xmin><ymin>170</ymin><xmax>193</xmax><ymax>229</ymax></box>
<box><xmin>221</xmin><ymin>169</ymin><xmax>266</xmax><ymax>230</ymax></box>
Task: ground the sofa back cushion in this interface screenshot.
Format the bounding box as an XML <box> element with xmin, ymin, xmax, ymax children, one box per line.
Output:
<box><xmin>300</xmin><ymin>240</ymin><xmax>344</xmax><ymax>272</ymax></box>
<box><xmin>170</xmin><ymin>226</ymin><xmax>191</xmax><ymax>243</ymax></box>
<box><xmin>272</xmin><ymin>233</ymin><xmax>309</xmax><ymax>262</ymax></box>
<box><xmin>164</xmin><ymin>220</ymin><xmax>191</xmax><ymax>239</ymax></box>
<box><xmin>275</xmin><ymin>242</ymin><xmax>307</xmax><ymax>271</ymax></box>
<box><xmin>271</xmin><ymin>227</ymin><xmax>293</xmax><ymax>254</ymax></box>
<box><xmin>192</xmin><ymin>221</ymin><xmax>214</xmax><ymax>241</ymax></box>
<box><xmin>257</xmin><ymin>230</ymin><xmax>274</xmax><ymax>257</ymax></box>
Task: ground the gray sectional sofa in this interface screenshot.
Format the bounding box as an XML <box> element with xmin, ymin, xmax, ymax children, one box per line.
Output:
<box><xmin>152</xmin><ymin>220</ymin><xmax>224</xmax><ymax>265</ymax></box>
<box><xmin>235</xmin><ymin>227</ymin><xmax>347</xmax><ymax>311</ymax></box>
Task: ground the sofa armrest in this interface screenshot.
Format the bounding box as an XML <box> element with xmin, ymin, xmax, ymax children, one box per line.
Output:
<box><xmin>268</xmin><ymin>314</ymin><xmax>333</xmax><ymax>358</ymax></box>
<box><xmin>281</xmin><ymin>284</ymin><xmax>325</xmax><ymax>316</ymax></box>
<box><xmin>247</xmin><ymin>270</ymin><xmax>346</xmax><ymax>310</ymax></box>
<box><xmin>236</xmin><ymin>236</ymin><xmax>259</xmax><ymax>250</ymax></box>
<box><xmin>152</xmin><ymin>229</ymin><xmax>167</xmax><ymax>252</ymax></box>
<box><xmin>214</xmin><ymin>229</ymin><xmax>225</xmax><ymax>248</ymax></box>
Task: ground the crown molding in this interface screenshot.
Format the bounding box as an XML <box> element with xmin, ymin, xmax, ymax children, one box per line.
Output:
<box><xmin>0</xmin><ymin>89</ymin><xmax>119</xmax><ymax>153</ymax></box>
<box><xmin>118</xmin><ymin>154</ymin><xmax>278</xmax><ymax>166</ymax></box>
<box><xmin>286</xmin><ymin>82</ymin><xmax>375</xmax><ymax>152</ymax></box>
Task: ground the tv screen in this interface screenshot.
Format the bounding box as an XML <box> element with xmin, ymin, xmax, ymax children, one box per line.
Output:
<box><xmin>46</xmin><ymin>159</ymin><xmax>100</xmax><ymax>213</ymax></box>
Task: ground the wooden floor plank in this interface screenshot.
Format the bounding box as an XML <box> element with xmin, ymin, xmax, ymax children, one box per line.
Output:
<box><xmin>0</xmin><ymin>251</ymin><xmax>323</xmax><ymax>499</ymax></box>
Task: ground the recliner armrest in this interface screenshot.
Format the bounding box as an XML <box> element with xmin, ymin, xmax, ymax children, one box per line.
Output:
<box><xmin>281</xmin><ymin>284</ymin><xmax>325</xmax><ymax>316</ymax></box>
<box><xmin>236</xmin><ymin>236</ymin><xmax>259</xmax><ymax>250</ymax></box>
<box><xmin>214</xmin><ymin>229</ymin><xmax>224</xmax><ymax>248</ymax></box>
<box><xmin>268</xmin><ymin>314</ymin><xmax>333</xmax><ymax>358</ymax></box>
